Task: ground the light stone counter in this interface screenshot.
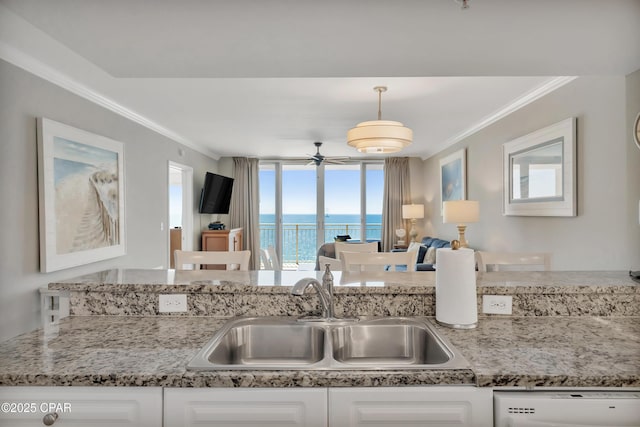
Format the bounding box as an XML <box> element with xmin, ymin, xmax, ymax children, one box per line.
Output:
<box><xmin>1</xmin><ymin>269</ymin><xmax>634</xmax><ymax>388</ymax></box>
<box><xmin>49</xmin><ymin>269</ymin><xmax>639</xmax><ymax>294</ymax></box>
<box><xmin>0</xmin><ymin>315</ymin><xmax>637</xmax><ymax>388</ymax></box>
<box><xmin>49</xmin><ymin>269</ymin><xmax>639</xmax><ymax>317</ymax></box>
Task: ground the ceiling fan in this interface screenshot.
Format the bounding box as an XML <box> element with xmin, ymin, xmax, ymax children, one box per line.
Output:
<box><xmin>306</xmin><ymin>142</ymin><xmax>349</xmax><ymax>166</ymax></box>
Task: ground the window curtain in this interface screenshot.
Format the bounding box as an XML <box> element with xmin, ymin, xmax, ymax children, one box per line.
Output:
<box><xmin>229</xmin><ymin>157</ymin><xmax>260</xmax><ymax>270</ymax></box>
<box><xmin>382</xmin><ymin>157</ymin><xmax>411</xmax><ymax>252</ymax></box>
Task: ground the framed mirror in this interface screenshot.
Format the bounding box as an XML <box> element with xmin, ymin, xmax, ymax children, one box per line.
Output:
<box><xmin>634</xmin><ymin>112</ymin><xmax>640</xmax><ymax>150</ymax></box>
<box><xmin>503</xmin><ymin>118</ymin><xmax>576</xmax><ymax>216</ymax></box>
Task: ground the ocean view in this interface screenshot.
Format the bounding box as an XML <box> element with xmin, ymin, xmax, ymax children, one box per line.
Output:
<box><xmin>259</xmin><ymin>214</ymin><xmax>382</xmax><ymax>225</ymax></box>
<box><xmin>259</xmin><ymin>213</ymin><xmax>382</xmax><ymax>264</ymax></box>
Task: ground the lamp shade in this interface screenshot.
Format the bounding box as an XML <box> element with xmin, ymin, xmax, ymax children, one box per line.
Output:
<box><xmin>402</xmin><ymin>204</ymin><xmax>424</xmax><ymax>220</ymax></box>
<box><xmin>347</xmin><ymin>120</ymin><xmax>413</xmax><ymax>154</ymax></box>
<box><xmin>443</xmin><ymin>200</ymin><xmax>479</xmax><ymax>224</ymax></box>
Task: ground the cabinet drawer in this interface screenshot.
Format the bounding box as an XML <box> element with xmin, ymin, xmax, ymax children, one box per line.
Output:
<box><xmin>0</xmin><ymin>386</ymin><xmax>162</xmax><ymax>426</ymax></box>
<box><xmin>164</xmin><ymin>388</ymin><xmax>327</xmax><ymax>427</ymax></box>
<box><xmin>329</xmin><ymin>386</ymin><xmax>492</xmax><ymax>427</ymax></box>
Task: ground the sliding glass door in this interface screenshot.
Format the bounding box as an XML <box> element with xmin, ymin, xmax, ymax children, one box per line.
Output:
<box><xmin>365</xmin><ymin>163</ymin><xmax>384</xmax><ymax>241</ymax></box>
<box><xmin>259</xmin><ymin>161</ymin><xmax>383</xmax><ymax>270</ymax></box>
<box><xmin>324</xmin><ymin>164</ymin><xmax>360</xmax><ymax>241</ymax></box>
<box><xmin>282</xmin><ymin>165</ymin><xmax>317</xmax><ymax>267</ymax></box>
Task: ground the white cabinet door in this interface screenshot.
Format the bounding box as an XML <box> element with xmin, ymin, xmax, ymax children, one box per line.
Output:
<box><xmin>164</xmin><ymin>388</ymin><xmax>328</xmax><ymax>427</ymax></box>
<box><xmin>329</xmin><ymin>386</ymin><xmax>492</xmax><ymax>427</ymax></box>
<box><xmin>0</xmin><ymin>386</ymin><xmax>162</xmax><ymax>426</ymax></box>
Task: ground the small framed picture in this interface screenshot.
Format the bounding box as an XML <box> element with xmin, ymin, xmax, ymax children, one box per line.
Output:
<box><xmin>439</xmin><ymin>148</ymin><xmax>466</xmax><ymax>213</ymax></box>
<box><xmin>37</xmin><ymin>118</ymin><xmax>126</xmax><ymax>272</ymax></box>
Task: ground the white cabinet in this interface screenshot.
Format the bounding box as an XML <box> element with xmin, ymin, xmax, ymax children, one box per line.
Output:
<box><xmin>0</xmin><ymin>386</ymin><xmax>162</xmax><ymax>426</ymax></box>
<box><xmin>0</xmin><ymin>385</ymin><xmax>491</xmax><ymax>426</ymax></box>
<box><xmin>329</xmin><ymin>386</ymin><xmax>493</xmax><ymax>427</ymax></box>
<box><xmin>164</xmin><ymin>388</ymin><xmax>328</xmax><ymax>427</ymax></box>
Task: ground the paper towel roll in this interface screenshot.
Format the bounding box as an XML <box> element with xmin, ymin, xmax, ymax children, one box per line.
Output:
<box><xmin>435</xmin><ymin>248</ymin><xmax>477</xmax><ymax>328</ymax></box>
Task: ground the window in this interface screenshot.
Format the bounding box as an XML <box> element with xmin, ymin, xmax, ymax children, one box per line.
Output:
<box><xmin>259</xmin><ymin>161</ymin><xmax>383</xmax><ymax>269</ymax></box>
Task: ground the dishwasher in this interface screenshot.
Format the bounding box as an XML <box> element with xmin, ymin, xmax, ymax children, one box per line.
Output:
<box><xmin>494</xmin><ymin>391</ymin><xmax>640</xmax><ymax>427</ymax></box>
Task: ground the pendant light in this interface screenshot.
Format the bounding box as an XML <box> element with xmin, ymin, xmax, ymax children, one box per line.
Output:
<box><xmin>347</xmin><ymin>86</ymin><xmax>413</xmax><ymax>154</ymax></box>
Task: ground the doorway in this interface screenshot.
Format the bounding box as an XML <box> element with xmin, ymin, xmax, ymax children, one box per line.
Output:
<box><xmin>168</xmin><ymin>162</ymin><xmax>194</xmax><ymax>268</ymax></box>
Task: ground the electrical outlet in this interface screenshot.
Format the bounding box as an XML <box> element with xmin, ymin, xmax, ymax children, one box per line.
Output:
<box><xmin>159</xmin><ymin>294</ymin><xmax>187</xmax><ymax>313</ymax></box>
<box><xmin>482</xmin><ymin>295</ymin><xmax>513</xmax><ymax>315</ymax></box>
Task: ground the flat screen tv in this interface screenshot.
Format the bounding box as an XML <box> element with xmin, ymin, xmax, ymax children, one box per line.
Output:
<box><xmin>198</xmin><ymin>172</ymin><xmax>234</xmax><ymax>214</ymax></box>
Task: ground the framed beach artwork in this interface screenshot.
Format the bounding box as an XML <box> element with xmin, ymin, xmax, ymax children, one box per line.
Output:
<box><xmin>37</xmin><ymin>118</ymin><xmax>125</xmax><ymax>272</ymax></box>
<box><xmin>439</xmin><ymin>148</ymin><xmax>466</xmax><ymax>213</ymax></box>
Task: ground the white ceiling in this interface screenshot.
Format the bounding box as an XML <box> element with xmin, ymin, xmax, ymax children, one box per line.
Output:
<box><xmin>1</xmin><ymin>0</ymin><xmax>639</xmax><ymax>160</ymax></box>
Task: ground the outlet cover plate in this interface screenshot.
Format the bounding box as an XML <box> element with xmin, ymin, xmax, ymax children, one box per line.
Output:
<box><xmin>482</xmin><ymin>295</ymin><xmax>513</xmax><ymax>315</ymax></box>
<box><xmin>159</xmin><ymin>294</ymin><xmax>187</xmax><ymax>313</ymax></box>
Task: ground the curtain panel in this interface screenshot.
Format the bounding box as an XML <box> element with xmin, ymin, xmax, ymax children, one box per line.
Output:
<box><xmin>382</xmin><ymin>157</ymin><xmax>412</xmax><ymax>252</ymax></box>
<box><xmin>229</xmin><ymin>157</ymin><xmax>261</xmax><ymax>270</ymax></box>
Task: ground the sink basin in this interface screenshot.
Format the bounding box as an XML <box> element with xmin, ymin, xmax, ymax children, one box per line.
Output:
<box><xmin>188</xmin><ymin>317</ymin><xmax>468</xmax><ymax>371</ymax></box>
<box><xmin>208</xmin><ymin>322</ymin><xmax>325</xmax><ymax>365</ymax></box>
<box><xmin>331</xmin><ymin>321</ymin><xmax>450</xmax><ymax>366</ymax></box>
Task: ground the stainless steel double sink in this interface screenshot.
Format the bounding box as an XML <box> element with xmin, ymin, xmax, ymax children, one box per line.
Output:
<box><xmin>187</xmin><ymin>317</ymin><xmax>468</xmax><ymax>371</ymax></box>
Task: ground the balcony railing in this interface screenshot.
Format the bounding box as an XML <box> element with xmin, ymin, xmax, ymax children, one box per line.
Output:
<box><xmin>260</xmin><ymin>223</ymin><xmax>382</xmax><ymax>269</ymax></box>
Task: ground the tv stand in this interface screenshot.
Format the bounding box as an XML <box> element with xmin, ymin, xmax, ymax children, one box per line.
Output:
<box><xmin>201</xmin><ymin>228</ymin><xmax>243</xmax><ymax>270</ymax></box>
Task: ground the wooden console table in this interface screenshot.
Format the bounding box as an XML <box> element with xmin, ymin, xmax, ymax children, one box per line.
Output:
<box><xmin>201</xmin><ymin>228</ymin><xmax>243</xmax><ymax>270</ymax></box>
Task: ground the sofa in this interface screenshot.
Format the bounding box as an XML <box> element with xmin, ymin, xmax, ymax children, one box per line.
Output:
<box><xmin>315</xmin><ymin>240</ymin><xmax>382</xmax><ymax>270</ymax></box>
<box><xmin>400</xmin><ymin>236</ymin><xmax>451</xmax><ymax>271</ymax></box>
<box><xmin>318</xmin><ymin>237</ymin><xmax>450</xmax><ymax>271</ymax></box>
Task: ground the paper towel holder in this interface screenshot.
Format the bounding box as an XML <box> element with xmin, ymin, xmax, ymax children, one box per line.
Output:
<box><xmin>435</xmin><ymin>247</ymin><xmax>478</xmax><ymax>329</ymax></box>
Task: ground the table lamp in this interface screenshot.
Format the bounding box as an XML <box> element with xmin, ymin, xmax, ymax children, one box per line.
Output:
<box><xmin>443</xmin><ymin>200</ymin><xmax>479</xmax><ymax>248</ymax></box>
<box><xmin>402</xmin><ymin>204</ymin><xmax>424</xmax><ymax>243</ymax></box>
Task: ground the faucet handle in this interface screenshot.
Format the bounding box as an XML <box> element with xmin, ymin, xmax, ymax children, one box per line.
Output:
<box><xmin>322</xmin><ymin>264</ymin><xmax>334</xmax><ymax>291</ymax></box>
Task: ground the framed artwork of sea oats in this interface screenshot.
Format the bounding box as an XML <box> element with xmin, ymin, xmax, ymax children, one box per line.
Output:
<box><xmin>439</xmin><ymin>148</ymin><xmax>466</xmax><ymax>214</ymax></box>
<box><xmin>37</xmin><ymin>118</ymin><xmax>125</xmax><ymax>272</ymax></box>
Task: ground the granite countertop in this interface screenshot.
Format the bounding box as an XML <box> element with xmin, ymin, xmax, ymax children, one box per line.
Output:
<box><xmin>0</xmin><ymin>315</ymin><xmax>638</xmax><ymax>388</ymax></box>
<box><xmin>4</xmin><ymin>269</ymin><xmax>637</xmax><ymax>388</ymax></box>
<box><xmin>49</xmin><ymin>269</ymin><xmax>639</xmax><ymax>294</ymax></box>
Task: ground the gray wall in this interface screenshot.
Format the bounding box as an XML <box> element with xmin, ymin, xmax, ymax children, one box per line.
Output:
<box><xmin>423</xmin><ymin>76</ymin><xmax>638</xmax><ymax>270</ymax></box>
<box><xmin>0</xmin><ymin>60</ymin><xmax>218</xmax><ymax>341</ymax></box>
<box><xmin>626</xmin><ymin>69</ymin><xmax>640</xmax><ymax>267</ymax></box>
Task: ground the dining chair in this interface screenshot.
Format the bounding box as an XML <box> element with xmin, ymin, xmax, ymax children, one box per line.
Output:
<box><xmin>475</xmin><ymin>251</ymin><xmax>551</xmax><ymax>272</ymax></box>
<box><xmin>340</xmin><ymin>250</ymin><xmax>418</xmax><ymax>272</ymax></box>
<box><xmin>260</xmin><ymin>246</ymin><xmax>281</xmax><ymax>270</ymax></box>
<box><xmin>267</xmin><ymin>245</ymin><xmax>281</xmax><ymax>270</ymax></box>
<box><xmin>260</xmin><ymin>248</ymin><xmax>270</xmax><ymax>269</ymax></box>
<box><xmin>174</xmin><ymin>250</ymin><xmax>251</xmax><ymax>271</ymax></box>
<box><xmin>333</xmin><ymin>241</ymin><xmax>379</xmax><ymax>260</ymax></box>
<box><xmin>318</xmin><ymin>255</ymin><xmax>343</xmax><ymax>271</ymax></box>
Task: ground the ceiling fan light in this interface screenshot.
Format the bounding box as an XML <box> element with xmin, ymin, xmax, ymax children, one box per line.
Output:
<box><xmin>347</xmin><ymin>120</ymin><xmax>413</xmax><ymax>153</ymax></box>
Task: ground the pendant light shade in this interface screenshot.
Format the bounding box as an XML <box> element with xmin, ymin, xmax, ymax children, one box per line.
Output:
<box><xmin>347</xmin><ymin>86</ymin><xmax>413</xmax><ymax>154</ymax></box>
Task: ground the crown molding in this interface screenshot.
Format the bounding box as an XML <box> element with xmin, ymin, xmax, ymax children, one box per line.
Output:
<box><xmin>0</xmin><ymin>41</ymin><xmax>220</xmax><ymax>160</ymax></box>
<box><xmin>424</xmin><ymin>76</ymin><xmax>578</xmax><ymax>159</ymax></box>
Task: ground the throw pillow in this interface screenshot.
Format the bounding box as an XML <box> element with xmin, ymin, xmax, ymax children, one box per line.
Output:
<box><xmin>425</xmin><ymin>246</ymin><xmax>437</xmax><ymax>264</ymax></box>
<box><xmin>417</xmin><ymin>245</ymin><xmax>428</xmax><ymax>263</ymax></box>
<box><xmin>407</xmin><ymin>241</ymin><xmax>421</xmax><ymax>253</ymax></box>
